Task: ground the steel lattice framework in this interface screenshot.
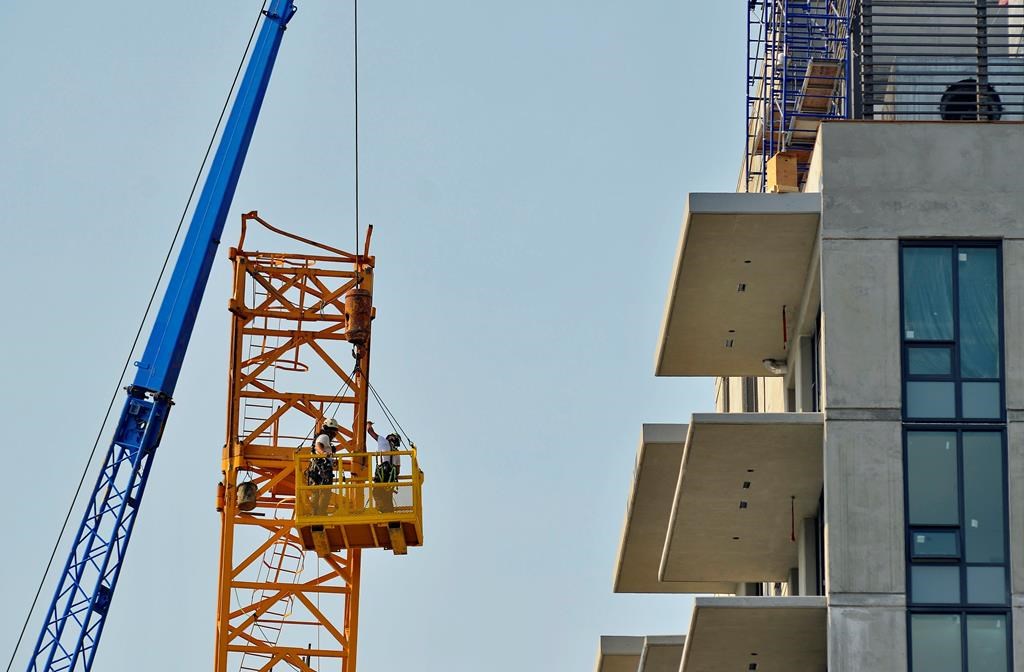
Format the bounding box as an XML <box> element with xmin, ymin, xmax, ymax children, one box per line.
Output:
<box><xmin>214</xmin><ymin>213</ymin><xmax>373</xmax><ymax>672</ymax></box>
<box><xmin>745</xmin><ymin>0</ymin><xmax>853</xmax><ymax>192</ymax></box>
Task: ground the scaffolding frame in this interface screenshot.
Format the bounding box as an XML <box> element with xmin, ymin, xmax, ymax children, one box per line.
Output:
<box><xmin>746</xmin><ymin>0</ymin><xmax>854</xmax><ymax>192</ymax></box>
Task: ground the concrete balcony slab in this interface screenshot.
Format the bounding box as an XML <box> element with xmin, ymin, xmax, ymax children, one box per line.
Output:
<box><xmin>595</xmin><ymin>636</ymin><xmax>642</xmax><ymax>672</ymax></box>
<box><xmin>638</xmin><ymin>636</ymin><xmax>686</xmax><ymax>672</ymax></box>
<box><xmin>660</xmin><ymin>413</ymin><xmax>824</xmax><ymax>584</ymax></box>
<box><xmin>656</xmin><ymin>192</ymin><xmax>820</xmax><ymax>377</ymax></box>
<box><xmin>614</xmin><ymin>424</ymin><xmax>736</xmax><ymax>594</ymax></box>
<box><xmin>595</xmin><ymin>635</ymin><xmax>686</xmax><ymax>672</ymax></box>
<box><xmin>680</xmin><ymin>596</ymin><xmax>826</xmax><ymax>672</ymax></box>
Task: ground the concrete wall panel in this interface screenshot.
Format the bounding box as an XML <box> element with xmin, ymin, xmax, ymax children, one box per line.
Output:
<box><xmin>1015</xmin><ymin>606</ymin><xmax>1024</xmax><ymax>672</ymax></box>
<box><xmin>728</xmin><ymin>377</ymin><xmax>744</xmax><ymax>413</ymax></box>
<box><xmin>1009</xmin><ymin>422</ymin><xmax>1024</xmax><ymax>594</ymax></box>
<box><xmin>1004</xmin><ymin>241</ymin><xmax>1024</xmax><ymax>411</ymax></box>
<box><xmin>819</xmin><ymin>124</ymin><xmax>1024</xmax><ymax>241</ymax></box>
<box><xmin>828</xmin><ymin>606</ymin><xmax>907</xmax><ymax>672</ymax></box>
<box><xmin>763</xmin><ymin>377</ymin><xmax>787</xmax><ymax>412</ymax></box>
<box><xmin>821</xmin><ymin>238</ymin><xmax>902</xmax><ymax>410</ymax></box>
<box><xmin>805</xmin><ymin>132</ymin><xmax>824</xmax><ymax>194</ymax></box>
<box><xmin>824</xmin><ymin>420</ymin><xmax>905</xmax><ymax>595</ymax></box>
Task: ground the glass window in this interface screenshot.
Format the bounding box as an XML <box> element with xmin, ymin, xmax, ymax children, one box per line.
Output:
<box><xmin>963</xmin><ymin>433</ymin><xmax>1005</xmax><ymax>563</ymax></box>
<box><xmin>911</xmin><ymin>614</ymin><xmax>962</xmax><ymax>672</ymax></box>
<box><xmin>907</xmin><ymin>432</ymin><xmax>959</xmax><ymax>525</ymax></box>
<box><xmin>966</xmin><ymin>615</ymin><xmax>1008</xmax><ymax>672</ymax></box>
<box><xmin>958</xmin><ymin>248</ymin><xmax>1000</xmax><ymax>379</ymax></box>
<box><xmin>966</xmin><ymin>567</ymin><xmax>1006</xmax><ymax>605</ymax></box>
<box><xmin>907</xmin><ymin>381</ymin><xmax>956</xmax><ymax>418</ymax></box>
<box><xmin>908</xmin><ymin>346</ymin><xmax>953</xmax><ymax>375</ymax></box>
<box><xmin>911</xmin><ymin>530</ymin><xmax>959</xmax><ymax>559</ymax></box>
<box><xmin>902</xmin><ymin>244</ymin><xmax>1010</xmax><ymax>672</ymax></box>
<box><xmin>912</xmin><ymin>565</ymin><xmax>961</xmax><ymax>604</ymax></box>
<box><xmin>962</xmin><ymin>382</ymin><xmax>1001</xmax><ymax>419</ymax></box>
<box><xmin>903</xmin><ymin>247</ymin><xmax>954</xmax><ymax>341</ymax></box>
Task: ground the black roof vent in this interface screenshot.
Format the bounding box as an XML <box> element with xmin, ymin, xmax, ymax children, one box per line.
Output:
<box><xmin>940</xmin><ymin>78</ymin><xmax>1004</xmax><ymax>121</ymax></box>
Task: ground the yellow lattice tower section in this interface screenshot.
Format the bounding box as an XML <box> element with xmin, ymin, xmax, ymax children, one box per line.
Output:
<box><xmin>214</xmin><ymin>213</ymin><xmax>422</xmax><ymax>672</ymax></box>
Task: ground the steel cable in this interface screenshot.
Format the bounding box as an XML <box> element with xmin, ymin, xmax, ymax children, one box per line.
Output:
<box><xmin>4</xmin><ymin>4</ymin><xmax>268</xmax><ymax>670</ymax></box>
<box><xmin>354</xmin><ymin>0</ymin><xmax>361</xmax><ymax>258</ymax></box>
<box><xmin>367</xmin><ymin>381</ymin><xmax>413</xmax><ymax>447</ymax></box>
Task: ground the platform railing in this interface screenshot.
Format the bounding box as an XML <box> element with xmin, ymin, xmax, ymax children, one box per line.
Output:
<box><xmin>294</xmin><ymin>450</ymin><xmax>422</xmax><ymax>529</ymax></box>
<box><xmin>860</xmin><ymin>0</ymin><xmax>1024</xmax><ymax>120</ymax></box>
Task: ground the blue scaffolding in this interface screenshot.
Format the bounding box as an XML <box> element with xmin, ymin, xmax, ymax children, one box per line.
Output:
<box><xmin>745</xmin><ymin>0</ymin><xmax>853</xmax><ymax>192</ymax></box>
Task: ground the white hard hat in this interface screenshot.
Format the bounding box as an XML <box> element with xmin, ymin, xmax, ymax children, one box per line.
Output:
<box><xmin>323</xmin><ymin>418</ymin><xmax>341</xmax><ymax>430</ymax></box>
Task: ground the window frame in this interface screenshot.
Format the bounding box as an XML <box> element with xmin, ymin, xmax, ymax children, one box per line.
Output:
<box><xmin>903</xmin><ymin>426</ymin><xmax>1012</xmax><ymax>672</ymax></box>
<box><xmin>903</xmin><ymin>427</ymin><xmax>1010</xmax><ymax>609</ymax></box>
<box><xmin>898</xmin><ymin>241</ymin><xmax>1005</xmax><ymax>423</ymax></box>
<box><xmin>901</xmin><ymin>240</ymin><xmax>1011</xmax><ymax>671</ymax></box>
<box><xmin>906</xmin><ymin>610</ymin><xmax>1013</xmax><ymax>672</ymax></box>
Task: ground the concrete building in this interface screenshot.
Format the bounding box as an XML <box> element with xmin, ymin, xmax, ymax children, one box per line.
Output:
<box><xmin>598</xmin><ymin>3</ymin><xmax>1024</xmax><ymax>671</ymax></box>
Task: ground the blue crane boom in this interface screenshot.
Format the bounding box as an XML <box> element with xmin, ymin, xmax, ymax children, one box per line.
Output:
<box><xmin>26</xmin><ymin>2</ymin><xmax>297</xmax><ymax>670</ymax></box>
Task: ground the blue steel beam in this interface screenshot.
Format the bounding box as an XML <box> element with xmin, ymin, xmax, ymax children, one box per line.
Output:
<box><xmin>26</xmin><ymin>2</ymin><xmax>297</xmax><ymax>670</ymax></box>
<box><xmin>134</xmin><ymin>0</ymin><xmax>296</xmax><ymax>396</ymax></box>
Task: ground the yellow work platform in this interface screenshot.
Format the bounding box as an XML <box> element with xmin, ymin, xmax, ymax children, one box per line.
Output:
<box><xmin>294</xmin><ymin>450</ymin><xmax>423</xmax><ymax>556</ymax></box>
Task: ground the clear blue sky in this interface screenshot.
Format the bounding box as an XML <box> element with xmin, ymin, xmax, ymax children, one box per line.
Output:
<box><xmin>0</xmin><ymin>2</ymin><xmax>745</xmax><ymax>670</ymax></box>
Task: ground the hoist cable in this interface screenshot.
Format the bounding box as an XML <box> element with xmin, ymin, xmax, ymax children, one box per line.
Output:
<box><xmin>292</xmin><ymin>370</ymin><xmax>356</xmax><ymax>454</ymax></box>
<box><xmin>354</xmin><ymin>0</ymin><xmax>361</xmax><ymax>257</ymax></box>
<box><xmin>369</xmin><ymin>383</ymin><xmax>405</xmax><ymax>442</ymax></box>
<box><xmin>4</xmin><ymin>4</ymin><xmax>269</xmax><ymax>671</ymax></box>
<box><xmin>367</xmin><ymin>381</ymin><xmax>413</xmax><ymax>447</ymax></box>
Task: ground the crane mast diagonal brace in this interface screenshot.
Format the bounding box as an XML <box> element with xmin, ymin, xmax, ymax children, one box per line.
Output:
<box><xmin>26</xmin><ymin>2</ymin><xmax>297</xmax><ymax>670</ymax></box>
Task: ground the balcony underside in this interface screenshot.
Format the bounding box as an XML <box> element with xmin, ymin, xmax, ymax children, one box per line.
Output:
<box><xmin>680</xmin><ymin>597</ymin><xmax>826</xmax><ymax>671</ymax></box>
<box><xmin>656</xmin><ymin>192</ymin><xmax>820</xmax><ymax>377</ymax></box>
<box><xmin>596</xmin><ymin>635</ymin><xmax>686</xmax><ymax>672</ymax></box>
<box><xmin>615</xmin><ymin>424</ymin><xmax>735</xmax><ymax>594</ymax></box>
<box><xmin>660</xmin><ymin>413</ymin><xmax>824</xmax><ymax>584</ymax></box>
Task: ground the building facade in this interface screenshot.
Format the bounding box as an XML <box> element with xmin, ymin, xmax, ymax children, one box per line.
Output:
<box><xmin>597</xmin><ymin>3</ymin><xmax>1024</xmax><ymax>671</ymax></box>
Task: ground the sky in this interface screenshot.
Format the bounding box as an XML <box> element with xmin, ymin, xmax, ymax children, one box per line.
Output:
<box><xmin>0</xmin><ymin>2</ymin><xmax>745</xmax><ymax>671</ymax></box>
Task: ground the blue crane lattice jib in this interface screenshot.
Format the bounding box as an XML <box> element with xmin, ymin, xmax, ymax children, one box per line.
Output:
<box><xmin>26</xmin><ymin>2</ymin><xmax>297</xmax><ymax>670</ymax></box>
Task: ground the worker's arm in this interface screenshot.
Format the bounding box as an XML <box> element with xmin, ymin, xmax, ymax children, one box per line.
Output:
<box><xmin>313</xmin><ymin>433</ymin><xmax>334</xmax><ymax>455</ymax></box>
<box><xmin>366</xmin><ymin>420</ymin><xmax>379</xmax><ymax>441</ymax></box>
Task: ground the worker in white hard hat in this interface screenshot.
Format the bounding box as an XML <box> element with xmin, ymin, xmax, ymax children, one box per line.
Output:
<box><xmin>315</xmin><ymin>418</ymin><xmax>341</xmax><ymax>456</ymax></box>
<box><xmin>306</xmin><ymin>418</ymin><xmax>340</xmax><ymax>515</ymax></box>
<box><xmin>366</xmin><ymin>420</ymin><xmax>401</xmax><ymax>512</ymax></box>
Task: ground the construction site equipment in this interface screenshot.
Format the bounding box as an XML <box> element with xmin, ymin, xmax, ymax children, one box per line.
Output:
<box><xmin>859</xmin><ymin>0</ymin><xmax>1024</xmax><ymax>121</ymax></box>
<box><xmin>23</xmin><ymin>4</ymin><xmax>297</xmax><ymax>670</ymax></box>
<box><xmin>294</xmin><ymin>449</ymin><xmax>424</xmax><ymax>556</ymax></box>
<box><xmin>745</xmin><ymin>0</ymin><xmax>853</xmax><ymax>192</ymax></box>
<box><xmin>745</xmin><ymin>1</ymin><xmax>1024</xmax><ymax>192</ymax></box>
<box><xmin>766</xmin><ymin>151</ymin><xmax>799</xmax><ymax>193</ymax></box>
<box><xmin>215</xmin><ymin>212</ymin><xmax>423</xmax><ymax>671</ymax></box>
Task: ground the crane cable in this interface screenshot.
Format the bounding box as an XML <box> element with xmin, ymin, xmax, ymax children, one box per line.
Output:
<box><xmin>4</xmin><ymin>4</ymin><xmax>269</xmax><ymax>670</ymax></box>
<box><xmin>348</xmin><ymin>3</ymin><xmax>416</xmax><ymax>460</ymax></box>
<box><xmin>367</xmin><ymin>381</ymin><xmax>413</xmax><ymax>448</ymax></box>
<box><xmin>354</xmin><ymin>0</ymin><xmax>361</xmax><ymax>257</ymax></box>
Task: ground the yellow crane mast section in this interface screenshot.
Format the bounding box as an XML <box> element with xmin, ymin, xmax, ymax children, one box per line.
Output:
<box><xmin>214</xmin><ymin>213</ymin><xmax>423</xmax><ymax>672</ymax></box>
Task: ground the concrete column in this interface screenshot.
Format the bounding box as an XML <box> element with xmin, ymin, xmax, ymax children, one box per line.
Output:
<box><xmin>798</xmin><ymin>516</ymin><xmax>819</xmax><ymax>597</ymax></box>
<box><xmin>820</xmin><ymin>234</ymin><xmax>905</xmax><ymax>671</ymax></box>
<box><xmin>796</xmin><ymin>336</ymin><xmax>815</xmax><ymax>412</ymax></box>
<box><xmin>829</xmin><ymin>603</ymin><xmax>907</xmax><ymax>672</ymax></box>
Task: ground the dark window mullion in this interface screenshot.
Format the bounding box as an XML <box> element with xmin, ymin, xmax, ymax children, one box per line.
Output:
<box><xmin>952</xmin><ymin>244</ymin><xmax>963</xmax><ymax>419</ymax></box>
<box><xmin>998</xmin><ymin>247</ymin><xmax>1007</xmax><ymax>419</ymax></box>
<box><xmin>960</xmin><ymin>615</ymin><xmax>968</xmax><ymax>672</ymax></box>
<box><xmin>956</xmin><ymin>431</ymin><xmax>968</xmax><ymax>614</ymax></box>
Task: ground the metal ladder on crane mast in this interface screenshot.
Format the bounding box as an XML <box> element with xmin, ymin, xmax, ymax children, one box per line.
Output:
<box><xmin>237</xmin><ymin>269</ymin><xmax>309</xmax><ymax>672</ymax></box>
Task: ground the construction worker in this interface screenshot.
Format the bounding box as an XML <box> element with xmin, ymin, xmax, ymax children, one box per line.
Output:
<box><xmin>366</xmin><ymin>420</ymin><xmax>401</xmax><ymax>512</ymax></box>
<box><xmin>307</xmin><ymin>418</ymin><xmax>340</xmax><ymax>515</ymax></box>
